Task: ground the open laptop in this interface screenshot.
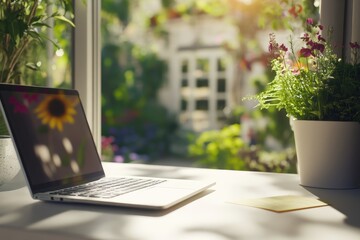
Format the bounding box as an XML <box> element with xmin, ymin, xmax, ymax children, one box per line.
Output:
<box><xmin>0</xmin><ymin>84</ymin><xmax>214</xmax><ymax>210</ymax></box>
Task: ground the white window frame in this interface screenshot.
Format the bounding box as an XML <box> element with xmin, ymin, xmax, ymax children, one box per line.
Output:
<box><xmin>175</xmin><ymin>48</ymin><xmax>234</xmax><ymax>132</ymax></box>
<box><xmin>320</xmin><ymin>0</ymin><xmax>360</xmax><ymax>60</ymax></box>
<box><xmin>73</xmin><ymin>0</ymin><xmax>101</xmax><ymax>151</ymax></box>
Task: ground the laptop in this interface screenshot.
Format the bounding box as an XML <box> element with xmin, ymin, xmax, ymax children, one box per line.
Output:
<box><xmin>0</xmin><ymin>84</ymin><xmax>215</xmax><ymax>210</ymax></box>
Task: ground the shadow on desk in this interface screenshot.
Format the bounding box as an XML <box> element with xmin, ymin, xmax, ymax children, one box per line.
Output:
<box><xmin>1</xmin><ymin>189</ymin><xmax>214</xmax><ymax>229</ymax></box>
<box><xmin>305</xmin><ymin>187</ymin><xmax>360</xmax><ymax>228</ymax></box>
<box><xmin>51</xmin><ymin>189</ymin><xmax>215</xmax><ymax>217</ymax></box>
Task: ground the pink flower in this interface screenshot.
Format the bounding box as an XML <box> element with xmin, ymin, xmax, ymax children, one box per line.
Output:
<box><xmin>23</xmin><ymin>93</ymin><xmax>39</xmax><ymax>104</ymax></box>
<box><xmin>114</xmin><ymin>155</ymin><xmax>124</xmax><ymax>163</ymax></box>
<box><xmin>101</xmin><ymin>136</ymin><xmax>115</xmax><ymax>148</ymax></box>
<box><xmin>350</xmin><ymin>42</ymin><xmax>360</xmax><ymax>49</ymax></box>
<box><xmin>301</xmin><ymin>33</ymin><xmax>310</xmax><ymax>42</ymax></box>
<box><xmin>300</xmin><ymin>48</ymin><xmax>312</xmax><ymax>57</ymax></box>
<box><xmin>304</xmin><ymin>41</ymin><xmax>325</xmax><ymax>54</ymax></box>
<box><xmin>306</xmin><ymin>18</ymin><xmax>314</xmax><ymax>25</ymax></box>
<box><xmin>291</xmin><ymin>69</ymin><xmax>300</xmax><ymax>75</ymax></box>
<box><xmin>312</xmin><ymin>43</ymin><xmax>325</xmax><ymax>53</ymax></box>
<box><xmin>279</xmin><ymin>44</ymin><xmax>288</xmax><ymax>52</ymax></box>
<box><xmin>317</xmin><ymin>35</ymin><xmax>326</xmax><ymax>42</ymax></box>
<box><xmin>9</xmin><ymin>96</ymin><xmax>28</xmax><ymax>113</ymax></box>
<box><xmin>306</xmin><ymin>40</ymin><xmax>315</xmax><ymax>47</ymax></box>
<box><xmin>268</xmin><ymin>33</ymin><xmax>278</xmax><ymax>53</ymax></box>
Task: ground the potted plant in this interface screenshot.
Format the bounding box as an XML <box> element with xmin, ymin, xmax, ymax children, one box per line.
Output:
<box><xmin>251</xmin><ymin>18</ymin><xmax>360</xmax><ymax>189</ymax></box>
<box><xmin>0</xmin><ymin>0</ymin><xmax>73</xmax><ymax>186</ymax></box>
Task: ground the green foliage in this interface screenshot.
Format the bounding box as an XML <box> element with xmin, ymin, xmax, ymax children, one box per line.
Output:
<box><xmin>258</xmin><ymin>0</ymin><xmax>319</xmax><ymax>30</ymax></box>
<box><xmin>240</xmin><ymin>147</ymin><xmax>297</xmax><ymax>173</ymax></box>
<box><xmin>247</xmin><ymin>107</ymin><xmax>294</xmax><ymax>149</ymax></box>
<box><xmin>102</xmin><ymin>0</ymin><xmax>130</xmax><ymax>26</ymax></box>
<box><xmin>237</xmin><ymin>72</ymin><xmax>294</xmax><ymax>149</ymax></box>
<box><xmin>101</xmin><ymin>41</ymin><xmax>167</xmax><ymax>114</ymax></box>
<box><xmin>0</xmin><ymin>0</ymin><xmax>73</xmax><ymax>135</ymax></box>
<box><xmin>188</xmin><ymin>124</ymin><xmax>297</xmax><ymax>173</ymax></box>
<box><xmin>319</xmin><ymin>55</ymin><xmax>360</xmax><ymax>121</ymax></box>
<box><xmin>188</xmin><ymin>124</ymin><xmax>246</xmax><ymax>170</ymax></box>
<box><xmin>161</xmin><ymin>0</ymin><xmax>176</xmax><ymax>8</ymax></box>
<box><xmin>0</xmin><ymin>112</ymin><xmax>7</xmax><ymax>136</ymax></box>
<box><xmin>0</xmin><ymin>0</ymin><xmax>73</xmax><ymax>84</ymax></box>
<box><xmin>101</xmin><ymin>40</ymin><xmax>177</xmax><ymax>159</ymax></box>
<box><xmin>101</xmin><ymin>2</ymin><xmax>178</xmax><ymax>160</ymax></box>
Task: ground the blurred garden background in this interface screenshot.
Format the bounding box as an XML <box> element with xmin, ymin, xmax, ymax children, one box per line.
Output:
<box><xmin>100</xmin><ymin>0</ymin><xmax>320</xmax><ymax>173</ymax></box>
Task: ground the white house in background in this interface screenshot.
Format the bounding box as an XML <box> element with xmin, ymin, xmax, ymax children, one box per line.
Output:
<box><xmin>158</xmin><ymin>15</ymin><xmax>239</xmax><ymax>132</ymax></box>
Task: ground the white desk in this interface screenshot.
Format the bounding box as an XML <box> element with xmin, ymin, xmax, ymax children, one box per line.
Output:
<box><xmin>1</xmin><ymin>162</ymin><xmax>360</xmax><ymax>240</ymax></box>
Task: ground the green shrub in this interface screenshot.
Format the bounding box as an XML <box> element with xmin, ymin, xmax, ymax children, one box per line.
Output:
<box><xmin>188</xmin><ymin>124</ymin><xmax>297</xmax><ymax>173</ymax></box>
<box><xmin>240</xmin><ymin>147</ymin><xmax>297</xmax><ymax>173</ymax></box>
<box><xmin>101</xmin><ymin>42</ymin><xmax>177</xmax><ymax>160</ymax></box>
<box><xmin>188</xmin><ymin>124</ymin><xmax>246</xmax><ymax>170</ymax></box>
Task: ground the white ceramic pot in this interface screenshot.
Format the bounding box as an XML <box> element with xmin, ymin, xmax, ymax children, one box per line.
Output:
<box><xmin>293</xmin><ymin>120</ymin><xmax>360</xmax><ymax>189</ymax></box>
<box><xmin>0</xmin><ymin>136</ymin><xmax>20</xmax><ymax>186</ymax></box>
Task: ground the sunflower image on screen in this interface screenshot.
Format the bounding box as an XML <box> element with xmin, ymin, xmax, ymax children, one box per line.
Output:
<box><xmin>35</xmin><ymin>92</ymin><xmax>78</xmax><ymax>131</ymax></box>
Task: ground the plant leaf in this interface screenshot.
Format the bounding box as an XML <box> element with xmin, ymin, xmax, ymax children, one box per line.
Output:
<box><xmin>37</xmin><ymin>32</ymin><xmax>60</xmax><ymax>49</ymax></box>
<box><xmin>25</xmin><ymin>62</ymin><xmax>39</xmax><ymax>71</ymax></box>
<box><xmin>32</xmin><ymin>22</ymin><xmax>51</xmax><ymax>28</ymax></box>
<box><xmin>27</xmin><ymin>30</ymin><xmax>41</xmax><ymax>40</ymax></box>
<box><xmin>54</xmin><ymin>15</ymin><xmax>75</xmax><ymax>27</ymax></box>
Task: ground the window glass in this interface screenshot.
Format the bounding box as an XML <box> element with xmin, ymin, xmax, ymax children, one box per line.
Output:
<box><xmin>217</xmin><ymin>58</ymin><xmax>227</xmax><ymax>72</ymax></box>
<box><xmin>196</xmin><ymin>78</ymin><xmax>209</xmax><ymax>88</ymax></box>
<box><xmin>196</xmin><ymin>59</ymin><xmax>209</xmax><ymax>73</ymax></box>
<box><xmin>217</xmin><ymin>79</ymin><xmax>226</xmax><ymax>93</ymax></box>
<box><xmin>100</xmin><ymin>0</ymin><xmax>319</xmax><ymax>174</ymax></box>
<box><xmin>195</xmin><ymin>99</ymin><xmax>209</xmax><ymax>111</ymax></box>
<box><xmin>181</xmin><ymin>60</ymin><xmax>188</xmax><ymax>73</ymax></box>
<box><xmin>217</xmin><ymin>99</ymin><xmax>226</xmax><ymax>110</ymax></box>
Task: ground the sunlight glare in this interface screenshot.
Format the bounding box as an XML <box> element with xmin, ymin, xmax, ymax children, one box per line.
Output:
<box><xmin>53</xmin><ymin>154</ymin><xmax>62</xmax><ymax>167</ymax></box>
<box><xmin>62</xmin><ymin>137</ymin><xmax>73</xmax><ymax>154</ymax></box>
<box><xmin>56</xmin><ymin>48</ymin><xmax>64</xmax><ymax>57</ymax></box>
<box><xmin>314</xmin><ymin>0</ymin><xmax>320</xmax><ymax>7</ymax></box>
<box><xmin>34</xmin><ymin>145</ymin><xmax>51</xmax><ymax>163</ymax></box>
<box><xmin>71</xmin><ymin>160</ymin><xmax>80</xmax><ymax>173</ymax></box>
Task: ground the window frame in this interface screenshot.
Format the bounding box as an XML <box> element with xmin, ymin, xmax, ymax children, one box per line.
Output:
<box><xmin>73</xmin><ymin>0</ymin><xmax>101</xmax><ymax>150</ymax></box>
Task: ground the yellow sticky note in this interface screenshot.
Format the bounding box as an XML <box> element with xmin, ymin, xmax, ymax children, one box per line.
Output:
<box><xmin>228</xmin><ymin>195</ymin><xmax>328</xmax><ymax>213</ymax></box>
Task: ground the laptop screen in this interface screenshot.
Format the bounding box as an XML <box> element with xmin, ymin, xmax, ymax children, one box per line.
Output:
<box><xmin>0</xmin><ymin>84</ymin><xmax>104</xmax><ymax>193</ymax></box>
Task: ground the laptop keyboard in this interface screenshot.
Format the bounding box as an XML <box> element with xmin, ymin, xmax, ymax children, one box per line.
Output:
<box><xmin>50</xmin><ymin>177</ymin><xmax>166</xmax><ymax>199</ymax></box>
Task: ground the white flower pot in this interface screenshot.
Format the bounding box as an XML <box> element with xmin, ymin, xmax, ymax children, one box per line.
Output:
<box><xmin>293</xmin><ymin>120</ymin><xmax>360</xmax><ymax>189</ymax></box>
<box><xmin>0</xmin><ymin>136</ymin><xmax>20</xmax><ymax>186</ymax></box>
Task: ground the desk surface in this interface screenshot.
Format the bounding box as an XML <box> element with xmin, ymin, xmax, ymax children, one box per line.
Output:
<box><xmin>1</xmin><ymin>162</ymin><xmax>360</xmax><ymax>240</ymax></box>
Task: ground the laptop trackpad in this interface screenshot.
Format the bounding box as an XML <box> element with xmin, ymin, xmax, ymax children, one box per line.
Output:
<box><xmin>114</xmin><ymin>186</ymin><xmax>195</xmax><ymax>208</ymax></box>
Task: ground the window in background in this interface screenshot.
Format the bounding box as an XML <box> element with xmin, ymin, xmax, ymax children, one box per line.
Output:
<box><xmin>100</xmin><ymin>0</ymin><xmax>319</xmax><ymax>173</ymax></box>
<box><xmin>178</xmin><ymin>50</ymin><xmax>233</xmax><ymax>132</ymax></box>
